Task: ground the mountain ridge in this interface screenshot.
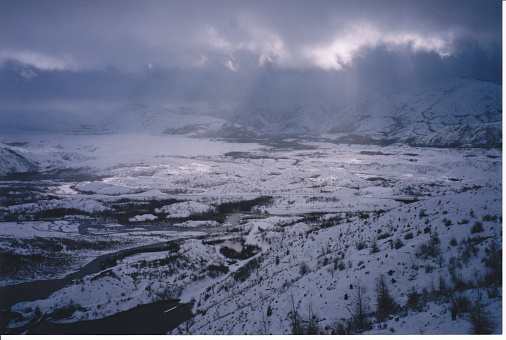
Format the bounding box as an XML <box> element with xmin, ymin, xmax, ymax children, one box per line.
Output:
<box><xmin>96</xmin><ymin>77</ymin><xmax>501</xmax><ymax>147</ymax></box>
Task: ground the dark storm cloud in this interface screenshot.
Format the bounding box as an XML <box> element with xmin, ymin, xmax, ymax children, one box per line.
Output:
<box><xmin>0</xmin><ymin>0</ymin><xmax>501</xmax><ymax>112</ymax></box>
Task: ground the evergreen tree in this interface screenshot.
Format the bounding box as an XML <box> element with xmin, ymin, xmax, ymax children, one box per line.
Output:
<box><xmin>376</xmin><ymin>274</ymin><xmax>396</xmax><ymax>322</ymax></box>
<box><xmin>467</xmin><ymin>289</ymin><xmax>495</xmax><ymax>334</ymax></box>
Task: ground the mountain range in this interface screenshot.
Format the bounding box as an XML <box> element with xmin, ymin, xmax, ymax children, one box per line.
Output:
<box><xmin>0</xmin><ymin>77</ymin><xmax>501</xmax><ymax>149</ymax></box>
<box><xmin>95</xmin><ymin>77</ymin><xmax>501</xmax><ymax>147</ymax></box>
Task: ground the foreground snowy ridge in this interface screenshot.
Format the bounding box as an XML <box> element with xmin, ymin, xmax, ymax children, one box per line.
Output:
<box><xmin>171</xmin><ymin>187</ymin><xmax>501</xmax><ymax>335</ymax></box>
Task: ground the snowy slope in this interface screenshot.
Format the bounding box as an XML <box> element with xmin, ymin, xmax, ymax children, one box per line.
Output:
<box><xmin>229</xmin><ymin>104</ymin><xmax>336</xmax><ymax>135</ymax></box>
<box><xmin>170</xmin><ymin>186</ymin><xmax>502</xmax><ymax>335</ymax></box>
<box><xmin>334</xmin><ymin>78</ymin><xmax>501</xmax><ymax>139</ymax></box>
<box><xmin>227</xmin><ymin>78</ymin><xmax>501</xmax><ymax>145</ymax></box>
<box><xmin>99</xmin><ymin>104</ymin><xmax>258</xmax><ymax>138</ymax></box>
<box><xmin>409</xmin><ymin>122</ymin><xmax>502</xmax><ymax>148</ymax></box>
<box><xmin>0</xmin><ymin>144</ymin><xmax>38</xmax><ymax>176</ymax></box>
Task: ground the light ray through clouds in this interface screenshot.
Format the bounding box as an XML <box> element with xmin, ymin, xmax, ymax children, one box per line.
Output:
<box><xmin>0</xmin><ymin>0</ymin><xmax>501</xmax><ymax>114</ymax></box>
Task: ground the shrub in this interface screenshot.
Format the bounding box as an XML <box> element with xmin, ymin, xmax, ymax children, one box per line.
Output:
<box><xmin>299</xmin><ymin>262</ymin><xmax>310</xmax><ymax>276</ymax></box>
<box><xmin>449</xmin><ymin>295</ymin><xmax>470</xmax><ymax>320</ymax></box>
<box><xmin>418</xmin><ymin>235</ymin><xmax>440</xmax><ymax>258</ymax></box>
<box><xmin>471</xmin><ymin>221</ymin><xmax>484</xmax><ymax>234</ymax></box>
<box><xmin>467</xmin><ymin>290</ymin><xmax>495</xmax><ymax>334</ymax></box>
<box><xmin>404</xmin><ymin>232</ymin><xmax>414</xmax><ymax>240</ymax></box>
<box><xmin>370</xmin><ymin>239</ymin><xmax>379</xmax><ymax>254</ymax></box>
<box><xmin>377</xmin><ymin>232</ymin><xmax>391</xmax><ymax>240</ymax></box>
<box><xmin>331</xmin><ymin>321</ymin><xmax>350</xmax><ymax>335</ymax></box>
<box><xmin>356</xmin><ymin>242</ymin><xmax>366</xmax><ymax>250</ymax></box>
<box><xmin>233</xmin><ymin>257</ymin><xmax>261</xmax><ymax>282</ymax></box>
<box><xmin>394</xmin><ymin>239</ymin><xmax>403</xmax><ymax>249</ymax></box>
<box><xmin>407</xmin><ymin>291</ymin><xmax>424</xmax><ymax>311</ymax></box>
<box><xmin>216</xmin><ymin>196</ymin><xmax>273</xmax><ymax>214</ymax></box>
<box><xmin>207</xmin><ymin>264</ymin><xmax>229</xmax><ymax>278</ymax></box>
<box><xmin>451</xmin><ymin>273</ymin><xmax>470</xmax><ymax>292</ymax></box>
<box><xmin>220</xmin><ymin>243</ymin><xmax>260</xmax><ymax>260</ymax></box>
<box><xmin>52</xmin><ymin>301</ymin><xmax>85</xmax><ymax>320</ymax></box>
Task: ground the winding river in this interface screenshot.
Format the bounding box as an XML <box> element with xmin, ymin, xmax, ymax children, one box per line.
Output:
<box><xmin>0</xmin><ymin>213</ymin><xmax>245</xmax><ymax>335</ymax></box>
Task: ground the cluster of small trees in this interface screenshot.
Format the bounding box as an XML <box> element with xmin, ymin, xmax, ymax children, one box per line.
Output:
<box><xmin>328</xmin><ymin>265</ymin><xmax>499</xmax><ymax>335</ymax></box>
<box><xmin>288</xmin><ymin>293</ymin><xmax>320</xmax><ymax>335</ymax></box>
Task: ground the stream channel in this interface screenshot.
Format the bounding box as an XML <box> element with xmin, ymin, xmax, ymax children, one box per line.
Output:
<box><xmin>0</xmin><ymin>213</ymin><xmax>245</xmax><ymax>335</ymax></box>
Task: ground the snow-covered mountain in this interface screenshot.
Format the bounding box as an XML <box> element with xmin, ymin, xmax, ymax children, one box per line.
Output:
<box><xmin>98</xmin><ymin>78</ymin><xmax>501</xmax><ymax>148</ymax></box>
<box><xmin>331</xmin><ymin>78</ymin><xmax>501</xmax><ymax>139</ymax></box>
<box><xmin>98</xmin><ymin>104</ymin><xmax>259</xmax><ymax>139</ymax></box>
<box><xmin>228</xmin><ymin>78</ymin><xmax>501</xmax><ymax>144</ymax></box>
<box><xmin>409</xmin><ymin>122</ymin><xmax>502</xmax><ymax>148</ymax></box>
<box><xmin>0</xmin><ymin>144</ymin><xmax>39</xmax><ymax>176</ymax></box>
<box><xmin>226</xmin><ymin>104</ymin><xmax>337</xmax><ymax>135</ymax></box>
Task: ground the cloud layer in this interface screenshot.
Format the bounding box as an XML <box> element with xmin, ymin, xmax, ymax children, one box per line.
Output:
<box><xmin>0</xmin><ymin>0</ymin><xmax>501</xmax><ymax>112</ymax></box>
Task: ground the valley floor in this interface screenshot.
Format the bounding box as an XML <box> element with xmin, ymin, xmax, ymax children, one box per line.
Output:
<box><xmin>0</xmin><ymin>133</ymin><xmax>501</xmax><ymax>335</ymax></box>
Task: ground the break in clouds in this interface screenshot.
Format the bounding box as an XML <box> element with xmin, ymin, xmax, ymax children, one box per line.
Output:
<box><xmin>0</xmin><ymin>0</ymin><xmax>502</xmax><ymax>113</ymax></box>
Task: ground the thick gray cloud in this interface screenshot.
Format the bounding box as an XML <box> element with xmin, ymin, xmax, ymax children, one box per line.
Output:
<box><xmin>0</xmin><ymin>0</ymin><xmax>501</xmax><ymax>114</ymax></box>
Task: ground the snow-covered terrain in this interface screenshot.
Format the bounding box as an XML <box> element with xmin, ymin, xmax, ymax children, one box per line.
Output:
<box><xmin>0</xmin><ymin>78</ymin><xmax>501</xmax><ymax>335</ymax></box>
<box><xmin>81</xmin><ymin>77</ymin><xmax>502</xmax><ymax>148</ymax></box>
<box><xmin>98</xmin><ymin>103</ymin><xmax>258</xmax><ymax>139</ymax></box>
<box><xmin>52</xmin><ymin>77</ymin><xmax>500</xmax><ymax>153</ymax></box>
<box><xmin>225</xmin><ymin>78</ymin><xmax>501</xmax><ymax>142</ymax></box>
<box><xmin>0</xmin><ymin>144</ymin><xmax>38</xmax><ymax>176</ymax></box>
<box><xmin>0</xmin><ymin>133</ymin><xmax>501</xmax><ymax>335</ymax></box>
<box><xmin>410</xmin><ymin>121</ymin><xmax>502</xmax><ymax>148</ymax></box>
<box><xmin>169</xmin><ymin>186</ymin><xmax>502</xmax><ymax>335</ymax></box>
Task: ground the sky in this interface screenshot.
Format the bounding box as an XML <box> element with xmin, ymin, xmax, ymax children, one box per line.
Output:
<box><xmin>0</xmin><ymin>0</ymin><xmax>502</xmax><ymax>120</ymax></box>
